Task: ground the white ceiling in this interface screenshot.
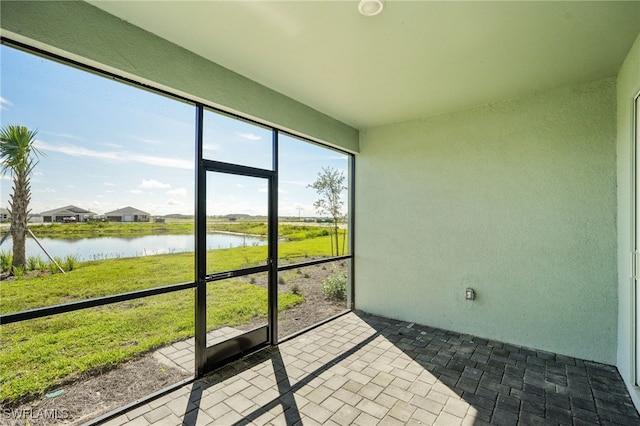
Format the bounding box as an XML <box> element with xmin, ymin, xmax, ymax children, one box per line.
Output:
<box><xmin>89</xmin><ymin>1</ymin><xmax>640</xmax><ymax>130</ymax></box>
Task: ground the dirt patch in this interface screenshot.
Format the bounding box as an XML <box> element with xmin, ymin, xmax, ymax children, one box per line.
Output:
<box><xmin>276</xmin><ymin>259</ymin><xmax>348</xmax><ymax>337</ymax></box>
<box><xmin>0</xmin><ymin>269</ymin><xmax>51</xmax><ymax>281</ymax></box>
<box><xmin>236</xmin><ymin>259</ymin><xmax>348</xmax><ymax>337</ymax></box>
<box><xmin>1</xmin><ymin>355</ymin><xmax>190</xmax><ymax>426</ymax></box>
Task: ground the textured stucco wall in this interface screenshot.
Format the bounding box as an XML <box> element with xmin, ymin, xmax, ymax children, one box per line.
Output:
<box><xmin>0</xmin><ymin>0</ymin><xmax>358</xmax><ymax>152</ymax></box>
<box><xmin>617</xmin><ymin>31</ymin><xmax>640</xmax><ymax>407</ymax></box>
<box><xmin>356</xmin><ymin>79</ymin><xmax>618</xmax><ymax>363</ymax></box>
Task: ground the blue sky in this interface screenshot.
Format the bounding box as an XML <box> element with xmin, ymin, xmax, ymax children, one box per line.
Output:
<box><xmin>0</xmin><ymin>45</ymin><xmax>348</xmax><ymax>218</ymax></box>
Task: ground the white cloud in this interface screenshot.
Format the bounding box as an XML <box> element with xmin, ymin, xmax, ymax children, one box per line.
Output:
<box><xmin>130</xmin><ymin>189</ymin><xmax>143</xmax><ymax>194</ymax></box>
<box><xmin>34</xmin><ymin>140</ymin><xmax>194</xmax><ymax>170</ymax></box>
<box><xmin>203</xmin><ymin>143</ymin><xmax>220</xmax><ymax>152</ymax></box>
<box><xmin>235</xmin><ymin>183</ymin><xmax>245</xmax><ymax>188</ymax></box>
<box><xmin>279</xmin><ymin>201</ymin><xmax>314</xmax><ymax>217</ymax></box>
<box><xmin>83</xmin><ymin>200</ymin><xmax>115</xmax><ymax>214</ymax></box>
<box><xmin>134</xmin><ymin>154</ymin><xmax>192</xmax><ymax>169</ymax></box>
<box><xmin>281</xmin><ymin>179</ymin><xmax>308</xmax><ymax>187</ymax></box>
<box><xmin>33</xmin><ymin>187</ymin><xmax>56</xmax><ymax>193</ymax></box>
<box><xmin>166</xmin><ymin>188</ymin><xmax>187</xmax><ymax>197</ymax></box>
<box><xmin>237</xmin><ymin>132</ymin><xmax>261</xmax><ymax>141</ymax></box>
<box><xmin>40</xmin><ymin>131</ymin><xmax>84</xmax><ymax>141</ymax></box>
<box><xmin>128</xmin><ymin>135</ymin><xmax>161</xmax><ymax>145</ymax></box>
<box><xmin>139</xmin><ymin>179</ymin><xmax>171</xmax><ymax>189</ymax></box>
<box><xmin>0</xmin><ymin>97</ymin><xmax>12</xmax><ymax>110</ymax></box>
<box><xmin>34</xmin><ymin>172</ymin><xmax>44</xmax><ymax>177</ymax></box>
<box><xmin>258</xmin><ymin>187</ymin><xmax>286</xmax><ymax>194</ymax></box>
<box><xmin>104</xmin><ymin>182</ymin><xmax>116</xmax><ymax>187</ymax></box>
<box><xmin>136</xmin><ymin>199</ymin><xmax>189</xmax><ymax>216</ymax></box>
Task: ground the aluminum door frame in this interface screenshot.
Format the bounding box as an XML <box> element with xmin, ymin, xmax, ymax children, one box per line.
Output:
<box><xmin>194</xmin><ymin>105</ymin><xmax>278</xmax><ymax>375</ymax></box>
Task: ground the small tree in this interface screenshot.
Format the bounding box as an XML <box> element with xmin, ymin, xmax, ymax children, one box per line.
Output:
<box><xmin>308</xmin><ymin>167</ymin><xmax>346</xmax><ymax>256</ymax></box>
<box><xmin>0</xmin><ymin>125</ymin><xmax>41</xmax><ymax>272</ymax></box>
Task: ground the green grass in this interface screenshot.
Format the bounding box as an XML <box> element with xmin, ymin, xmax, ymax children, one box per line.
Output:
<box><xmin>26</xmin><ymin>220</ymin><xmax>340</xmax><ymax>241</ymax></box>
<box><xmin>28</xmin><ymin>221</ymin><xmax>194</xmax><ymax>239</ymax></box>
<box><xmin>207</xmin><ymin>222</ymin><xmax>336</xmax><ymax>241</ymax></box>
<box><xmin>0</xmin><ymin>234</ymin><xmax>339</xmax><ymax>403</ymax></box>
<box><xmin>0</xmin><ymin>234</ymin><xmax>339</xmax><ymax>313</ymax></box>
<box><xmin>1</xmin><ymin>286</ymin><xmax>301</xmax><ymax>402</ymax></box>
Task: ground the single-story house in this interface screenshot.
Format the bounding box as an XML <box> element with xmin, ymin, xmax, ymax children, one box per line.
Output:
<box><xmin>0</xmin><ymin>208</ymin><xmax>9</xmax><ymax>223</ymax></box>
<box><xmin>104</xmin><ymin>206</ymin><xmax>150</xmax><ymax>223</ymax></box>
<box><xmin>40</xmin><ymin>205</ymin><xmax>96</xmax><ymax>223</ymax></box>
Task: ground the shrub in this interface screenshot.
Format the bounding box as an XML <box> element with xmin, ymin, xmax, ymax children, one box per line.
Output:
<box><xmin>291</xmin><ymin>283</ymin><xmax>302</xmax><ymax>296</ymax></box>
<box><xmin>322</xmin><ymin>267</ymin><xmax>347</xmax><ymax>301</ymax></box>
<box><xmin>0</xmin><ymin>251</ymin><xmax>12</xmax><ymax>273</ymax></box>
<box><xmin>49</xmin><ymin>257</ymin><xmax>64</xmax><ymax>274</ymax></box>
<box><xmin>36</xmin><ymin>257</ymin><xmax>48</xmax><ymax>271</ymax></box>
<box><xmin>64</xmin><ymin>255</ymin><xmax>79</xmax><ymax>271</ymax></box>
<box><xmin>27</xmin><ymin>255</ymin><xmax>42</xmax><ymax>271</ymax></box>
<box><xmin>12</xmin><ymin>265</ymin><xmax>24</xmax><ymax>278</ymax></box>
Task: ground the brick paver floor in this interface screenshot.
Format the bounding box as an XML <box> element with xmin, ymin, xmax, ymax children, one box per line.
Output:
<box><xmin>154</xmin><ymin>327</ymin><xmax>245</xmax><ymax>373</ymax></box>
<box><xmin>102</xmin><ymin>311</ymin><xmax>640</xmax><ymax>425</ymax></box>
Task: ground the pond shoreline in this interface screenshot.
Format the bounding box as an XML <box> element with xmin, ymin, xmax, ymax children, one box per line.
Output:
<box><xmin>0</xmin><ymin>232</ymin><xmax>267</xmax><ymax>262</ymax></box>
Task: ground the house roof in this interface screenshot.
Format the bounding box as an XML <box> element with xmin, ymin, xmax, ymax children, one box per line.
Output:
<box><xmin>104</xmin><ymin>206</ymin><xmax>150</xmax><ymax>216</ymax></box>
<box><xmin>88</xmin><ymin>1</ymin><xmax>640</xmax><ymax>129</ymax></box>
<box><xmin>40</xmin><ymin>205</ymin><xmax>96</xmax><ymax>216</ymax></box>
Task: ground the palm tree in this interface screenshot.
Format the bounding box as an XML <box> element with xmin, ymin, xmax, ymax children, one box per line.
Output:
<box><xmin>0</xmin><ymin>125</ymin><xmax>40</xmax><ymax>272</ymax></box>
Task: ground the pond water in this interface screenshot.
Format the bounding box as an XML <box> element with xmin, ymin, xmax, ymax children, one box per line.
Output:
<box><xmin>0</xmin><ymin>233</ymin><xmax>266</xmax><ymax>261</ymax></box>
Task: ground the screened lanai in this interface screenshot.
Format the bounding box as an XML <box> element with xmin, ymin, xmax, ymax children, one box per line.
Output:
<box><xmin>1</xmin><ymin>1</ymin><xmax>640</xmax><ymax>424</ymax></box>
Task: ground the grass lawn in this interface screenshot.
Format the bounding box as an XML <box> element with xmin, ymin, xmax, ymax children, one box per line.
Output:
<box><xmin>26</xmin><ymin>220</ymin><xmax>340</xmax><ymax>240</ymax></box>
<box><xmin>0</xmin><ymin>234</ymin><xmax>343</xmax><ymax>403</ymax></box>
<box><xmin>28</xmin><ymin>221</ymin><xmax>194</xmax><ymax>238</ymax></box>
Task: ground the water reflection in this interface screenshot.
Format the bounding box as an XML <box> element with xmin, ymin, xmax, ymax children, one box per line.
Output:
<box><xmin>0</xmin><ymin>233</ymin><xmax>265</xmax><ymax>261</ymax></box>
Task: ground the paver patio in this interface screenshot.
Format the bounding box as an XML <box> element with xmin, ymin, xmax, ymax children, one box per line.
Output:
<box><xmin>153</xmin><ymin>327</ymin><xmax>246</xmax><ymax>374</ymax></box>
<box><xmin>103</xmin><ymin>312</ymin><xmax>640</xmax><ymax>425</ymax></box>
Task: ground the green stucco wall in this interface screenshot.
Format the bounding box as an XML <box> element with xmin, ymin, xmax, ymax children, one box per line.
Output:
<box><xmin>356</xmin><ymin>79</ymin><xmax>618</xmax><ymax>363</ymax></box>
<box><xmin>617</xmin><ymin>31</ymin><xmax>640</xmax><ymax>407</ymax></box>
<box><xmin>0</xmin><ymin>0</ymin><xmax>358</xmax><ymax>152</ymax></box>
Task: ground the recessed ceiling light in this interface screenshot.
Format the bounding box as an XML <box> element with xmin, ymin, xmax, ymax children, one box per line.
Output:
<box><xmin>358</xmin><ymin>0</ymin><xmax>385</xmax><ymax>17</ymax></box>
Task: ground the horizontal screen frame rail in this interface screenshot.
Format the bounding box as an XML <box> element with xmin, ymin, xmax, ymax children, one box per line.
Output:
<box><xmin>206</xmin><ymin>264</ymin><xmax>270</xmax><ymax>282</ymax></box>
<box><xmin>0</xmin><ymin>281</ymin><xmax>196</xmax><ymax>325</ymax></box>
<box><xmin>2</xmin><ymin>255</ymin><xmax>352</xmax><ymax>325</ymax></box>
<box><xmin>278</xmin><ymin>255</ymin><xmax>352</xmax><ymax>272</ymax></box>
<box><xmin>202</xmin><ymin>159</ymin><xmax>275</xmax><ymax>178</ymax></box>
